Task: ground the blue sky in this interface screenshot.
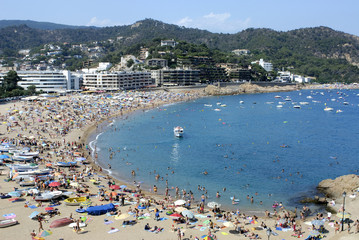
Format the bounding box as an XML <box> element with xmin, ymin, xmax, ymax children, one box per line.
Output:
<box><xmin>1</xmin><ymin>0</ymin><xmax>358</xmax><ymax>35</ymax></box>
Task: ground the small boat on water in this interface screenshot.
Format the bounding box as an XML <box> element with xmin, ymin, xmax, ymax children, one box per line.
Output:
<box><xmin>274</xmin><ymin>95</ymin><xmax>281</xmax><ymax>98</ymax></box>
<box><xmin>324</xmin><ymin>107</ymin><xmax>334</xmax><ymax>111</ymax></box>
<box><xmin>173</xmin><ymin>126</ymin><xmax>184</xmax><ymax>138</ymax></box>
<box><xmin>276</xmin><ymin>105</ymin><xmax>283</xmax><ymax>108</ymax></box>
<box><xmin>204</xmin><ymin>104</ymin><xmax>212</xmax><ymax>107</ymax></box>
<box><xmin>64</xmin><ymin>197</ymin><xmax>87</xmax><ymax>206</ymax></box>
<box><xmin>0</xmin><ymin>218</ymin><xmax>18</xmax><ymax>228</ymax></box>
<box><xmin>293</xmin><ymin>105</ymin><xmax>301</xmax><ymax>109</ymax></box>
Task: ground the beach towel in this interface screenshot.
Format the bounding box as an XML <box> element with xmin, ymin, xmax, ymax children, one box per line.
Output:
<box><xmin>28</xmin><ymin>205</ymin><xmax>38</xmax><ymax>209</ymax></box>
<box><xmin>3</xmin><ymin>213</ymin><xmax>16</xmax><ymax>219</ymax></box>
<box><xmin>221</xmin><ymin>232</ymin><xmax>229</xmax><ymax>235</ymax></box>
<box><xmin>200</xmin><ymin>227</ymin><xmax>207</xmax><ymax>231</ymax></box>
<box><xmin>104</xmin><ymin>221</ymin><xmax>113</xmax><ymax>225</ymax></box>
<box><xmin>158</xmin><ymin>217</ymin><xmax>167</xmax><ymax>221</ymax></box>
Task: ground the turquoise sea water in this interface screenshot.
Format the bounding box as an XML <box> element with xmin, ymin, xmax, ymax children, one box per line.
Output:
<box><xmin>90</xmin><ymin>89</ymin><xmax>359</xmax><ymax>212</ymax></box>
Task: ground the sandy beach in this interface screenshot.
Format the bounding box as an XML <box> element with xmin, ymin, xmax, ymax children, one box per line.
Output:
<box><xmin>0</xmin><ymin>84</ymin><xmax>358</xmax><ymax>240</ymax></box>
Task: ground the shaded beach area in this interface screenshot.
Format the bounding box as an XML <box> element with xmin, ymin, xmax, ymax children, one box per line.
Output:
<box><xmin>0</xmin><ymin>83</ymin><xmax>358</xmax><ymax>240</ymax></box>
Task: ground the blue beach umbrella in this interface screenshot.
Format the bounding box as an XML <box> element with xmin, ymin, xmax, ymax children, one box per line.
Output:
<box><xmin>120</xmin><ymin>185</ymin><xmax>127</xmax><ymax>189</ymax></box>
<box><xmin>29</xmin><ymin>211</ymin><xmax>40</xmax><ymax>219</ymax></box>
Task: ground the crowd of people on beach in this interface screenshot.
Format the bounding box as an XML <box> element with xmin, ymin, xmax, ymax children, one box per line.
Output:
<box><xmin>0</xmin><ymin>88</ymin><xmax>358</xmax><ymax>240</ymax></box>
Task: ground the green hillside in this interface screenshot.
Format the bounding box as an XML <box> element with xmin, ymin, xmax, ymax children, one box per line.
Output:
<box><xmin>0</xmin><ymin>19</ymin><xmax>359</xmax><ymax>82</ymax></box>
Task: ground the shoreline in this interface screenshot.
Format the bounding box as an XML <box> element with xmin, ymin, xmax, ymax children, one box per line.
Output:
<box><xmin>0</xmin><ymin>83</ymin><xmax>358</xmax><ymax>240</ymax></box>
<box><xmin>81</xmin><ymin>83</ymin><xmax>355</xmax><ymax>214</ymax></box>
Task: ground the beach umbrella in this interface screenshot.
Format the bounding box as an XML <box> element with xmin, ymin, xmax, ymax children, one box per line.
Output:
<box><xmin>336</xmin><ymin>212</ymin><xmax>351</xmax><ymax>219</ymax></box>
<box><xmin>223</xmin><ymin>221</ymin><xmax>235</xmax><ymax>227</ymax></box>
<box><xmin>11</xmin><ymin>173</ymin><xmax>19</xmax><ymax>180</ymax></box>
<box><xmin>202</xmin><ymin>235</ymin><xmax>215</xmax><ymax>240</ymax></box>
<box><xmin>181</xmin><ymin>210</ymin><xmax>194</xmax><ymax>219</ymax></box>
<box><xmin>110</xmin><ymin>185</ymin><xmax>120</xmax><ymax>190</ymax></box>
<box><xmin>8</xmin><ymin>191</ymin><xmax>21</xmax><ymax>197</ymax></box>
<box><xmin>29</xmin><ymin>211</ymin><xmax>40</xmax><ymax>219</ymax></box>
<box><xmin>207</xmin><ymin>202</ymin><xmax>221</xmax><ymax>208</ymax></box>
<box><xmin>76</xmin><ymin>157</ymin><xmax>86</xmax><ymax>161</ymax></box>
<box><xmin>174</xmin><ymin>199</ymin><xmax>186</xmax><ymax>206</ymax></box>
<box><xmin>170</xmin><ymin>213</ymin><xmax>182</xmax><ymax>218</ymax></box>
<box><xmin>0</xmin><ymin>154</ymin><xmax>10</xmax><ymax>159</ymax></box>
<box><xmin>39</xmin><ymin>230</ymin><xmax>52</xmax><ymax>237</ymax></box>
<box><xmin>175</xmin><ymin>207</ymin><xmax>187</xmax><ymax>213</ymax></box>
<box><xmin>310</xmin><ymin>230</ymin><xmax>320</xmax><ymax>236</ymax></box>
<box><xmin>120</xmin><ymin>185</ymin><xmax>127</xmax><ymax>189</ymax></box>
<box><xmin>49</xmin><ymin>181</ymin><xmax>61</xmax><ymax>187</ymax></box>
<box><xmin>311</xmin><ymin>219</ymin><xmax>325</xmax><ymax>226</ymax></box>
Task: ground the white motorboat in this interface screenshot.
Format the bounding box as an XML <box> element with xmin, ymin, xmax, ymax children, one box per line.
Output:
<box><xmin>11</xmin><ymin>164</ymin><xmax>39</xmax><ymax>172</ymax></box>
<box><xmin>11</xmin><ymin>154</ymin><xmax>34</xmax><ymax>162</ymax></box>
<box><xmin>16</xmin><ymin>168</ymin><xmax>52</xmax><ymax>176</ymax></box>
<box><xmin>173</xmin><ymin>126</ymin><xmax>184</xmax><ymax>138</ymax></box>
<box><xmin>324</xmin><ymin>107</ymin><xmax>334</xmax><ymax>111</ymax></box>
<box><xmin>35</xmin><ymin>191</ymin><xmax>62</xmax><ymax>201</ymax></box>
<box><xmin>19</xmin><ymin>151</ymin><xmax>39</xmax><ymax>157</ymax></box>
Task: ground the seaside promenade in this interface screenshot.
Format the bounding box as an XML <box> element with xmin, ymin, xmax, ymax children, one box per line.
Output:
<box><xmin>0</xmin><ymin>85</ymin><xmax>358</xmax><ymax>240</ymax></box>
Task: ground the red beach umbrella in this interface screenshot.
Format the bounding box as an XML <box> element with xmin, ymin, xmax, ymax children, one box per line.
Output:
<box><xmin>110</xmin><ymin>185</ymin><xmax>120</xmax><ymax>190</ymax></box>
<box><xmin>170</xmin><ymin>213</ymin><xmax>182</xmax><ymax>218</ymax></box>
<box><xmin>45</xmin><ymin>207</ymin><xmax>54</xmax><ymax>211</ymax></box>
<box><xmin>49</xmin><ymin>182</ymin><xmax>61</xmax><ymax>187</ymax></box>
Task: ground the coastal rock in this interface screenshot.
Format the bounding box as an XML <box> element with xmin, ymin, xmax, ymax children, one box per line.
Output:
<box><xmin>204</xmin><ymin>83</ymin><xmax>300</xmax><ymax>96</ymax></box>
<box><xmin>317</xmin><ymin>174</ymin><xmax>359</xmax><ymax>199</ymax></box>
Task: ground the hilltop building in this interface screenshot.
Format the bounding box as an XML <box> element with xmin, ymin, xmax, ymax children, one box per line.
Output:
<box><xmin>161</xmin><ymin>39</ymin><xmax>178</xmax><ymax>47</ymax></box>
<box><xmin>232</xmin><ymin>49</ymin><xmax>250</xmax><ymax>56</ymax></box>
<box><xmin>146</xmin><ymin>58</ymin><xmax>168</xmax><ymax>68</ymax></box>
<box><xmin>251</xmin><ymin>59</ymin><xmax>273</xmax><ymax>72</ymax></box>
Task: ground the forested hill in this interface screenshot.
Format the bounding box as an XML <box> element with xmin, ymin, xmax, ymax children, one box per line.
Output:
<box><xmin>0</xmin><ymin>20</ymin><xmax>93</xmax><ymax>30</ymax></box>
<box><xmin>1</xmin><ymin>19</ymin><xmax>359</xmax><ymax>65</ymax></box>
<box><xmin>1</xmin><ymin>19</ymin><xmax>359</xmax><ymax>82</ymax></box>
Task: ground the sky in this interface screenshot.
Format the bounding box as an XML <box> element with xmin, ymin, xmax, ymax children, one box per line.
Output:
<box><xmin>1</xmin><ymin>0</ymin><xmax>358</xmax><ymax>36</ymax></box>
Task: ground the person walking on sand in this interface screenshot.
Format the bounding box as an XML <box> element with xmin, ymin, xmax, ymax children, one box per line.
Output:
<box><xmin>37</xmin><ymin>215</ymin><xmax>44</xmax><ymax>232</ymax></box>
<box><xmin>177</xmin><ymin>228</ymin><xmax>182</xmax><ymax>240</ymax></box>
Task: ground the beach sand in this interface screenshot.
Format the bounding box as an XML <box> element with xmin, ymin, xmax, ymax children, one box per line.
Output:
<box><xmin>0</xmin><ymin>86</ymin><xmax>358</xmax><ymax>240</ymax></box>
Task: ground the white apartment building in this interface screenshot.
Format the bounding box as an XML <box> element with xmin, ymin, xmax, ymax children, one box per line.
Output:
<box><xmin>82</xmin><ymin>72</ymin><xmax>153</xmax><ymax>90</ymax></box>
<box><xmin>15</xmin><ymin>70</ymin><xmax>80</xmax><ymax>93</ymax></box>
<box><xmin>251</xmin><ymin>59</ymin><xmax>273</xmax><ymax>72</ymax></box>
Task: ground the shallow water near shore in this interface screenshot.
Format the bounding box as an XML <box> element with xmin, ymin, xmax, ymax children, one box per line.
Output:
<box><xmin>90</xmin><ymin>89</ymin><xmax>359</xmax><ymax>212</ymax></box>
